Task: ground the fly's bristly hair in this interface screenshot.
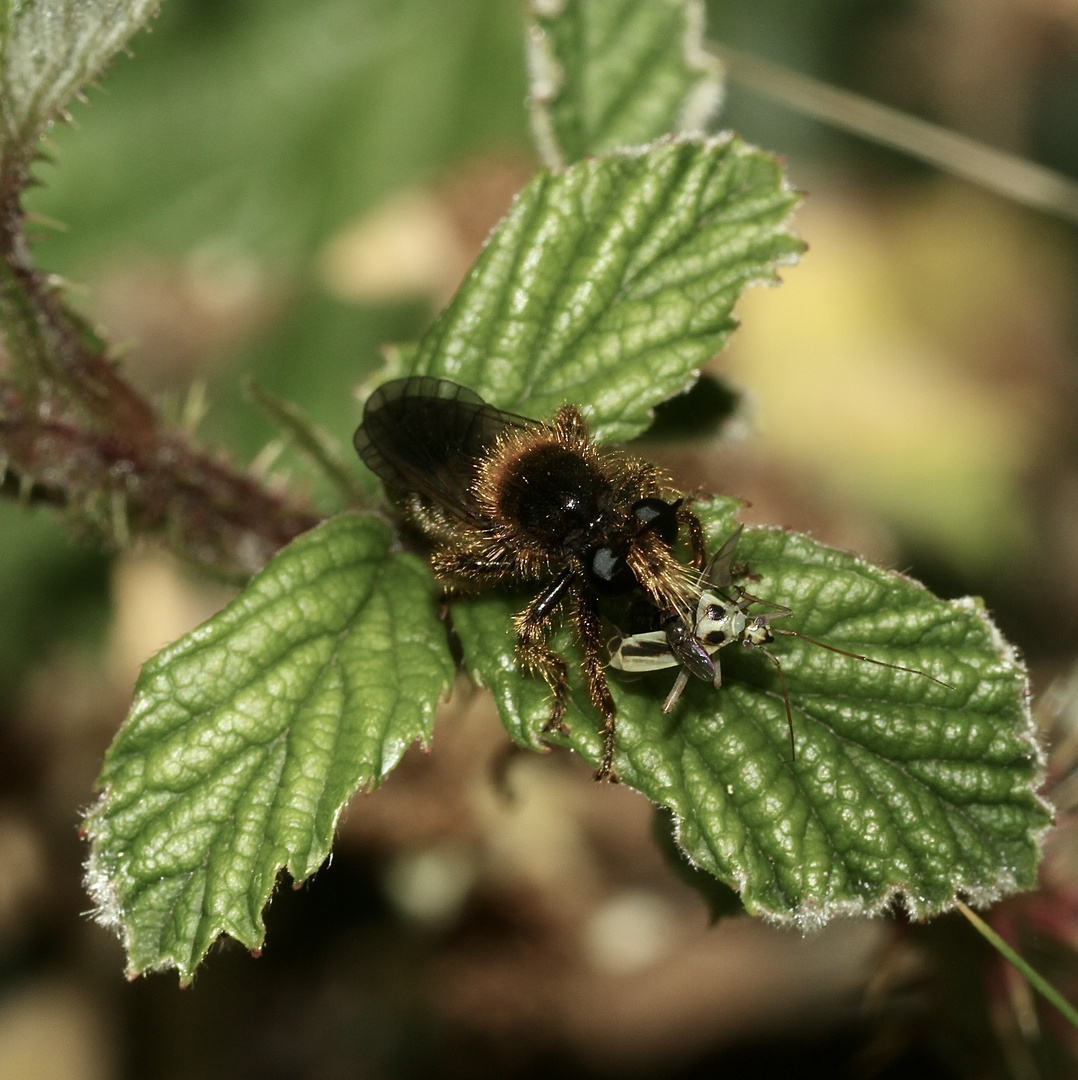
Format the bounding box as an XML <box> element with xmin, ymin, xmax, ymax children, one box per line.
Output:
<box><xmin>625</xmin><ymin>527</ymin><xmax>701</xmax><ymax>621</ymax></box>
<box><xmin>355</xmin><ymin>376</ymin><xmax>705</xmax><ymax>781</ymax></box>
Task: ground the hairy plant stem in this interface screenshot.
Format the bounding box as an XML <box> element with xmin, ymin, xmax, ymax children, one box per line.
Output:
<box><xmin>0</xmin><ymin>172</ymin><xmax>321</xmax><ymax>579</ymax></box>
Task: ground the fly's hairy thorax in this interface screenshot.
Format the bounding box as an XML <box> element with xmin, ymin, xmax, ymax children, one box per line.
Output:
<box><xmin>488</xmin><ymin>443</ymin><xmax>612</xmax><ymax>550</ymax></box>
<box><xmin>475</xmin><ymin>406</ymin><xmax>614</xmax><ymax>559</ymax></box>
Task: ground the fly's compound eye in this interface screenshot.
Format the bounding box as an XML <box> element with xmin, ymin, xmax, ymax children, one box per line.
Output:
<box><xmin>631</xmin><ymin>497</ymin><xmax>679</xmax><ymax>546</ymax></box>
<box><xmin>585</xmin><ymin>543</ymin><xmax>636</xmax><ymax>597</ymax></box>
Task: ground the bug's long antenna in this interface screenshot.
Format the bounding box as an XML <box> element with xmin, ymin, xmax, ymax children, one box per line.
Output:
<box><xmin>757</xmin><ymin>646</ymin><xmax>795</xmax><ymax>760</ymax></box>
<box><xmin>772</xmin><ymin>629</ymin><xmax>956</xmax><ymax>690</ymax></box>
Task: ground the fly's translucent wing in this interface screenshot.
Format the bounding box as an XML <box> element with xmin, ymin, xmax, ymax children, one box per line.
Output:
<box><xmin>355</xmin><ymin>377</ymin><xmax>538</xmax><ymax>521</ymax></box>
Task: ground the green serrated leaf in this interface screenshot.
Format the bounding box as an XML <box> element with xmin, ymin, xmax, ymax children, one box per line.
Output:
<box><xmin>408</xmin><ymin>135</ymin><xmax>801</xmax><ymax>442</ymax></box>
<box><xmin>83</xmin><ymin>513</ymin><xmax>454</xmax><ymax>981</ymax></box>
<box><xmin>0</xmin><ymin>0</ymin><xmax>159</xmax><ymax>160</ymax></box>
<box><xmin>527</xmin><ymin>0</ymin><xmax>723</xmax><ymax>167</ymax></box>
<box><xmin>451</xmin><ymin>496</ymin><xmax>1052</xmax><ymax>926</ymax></box>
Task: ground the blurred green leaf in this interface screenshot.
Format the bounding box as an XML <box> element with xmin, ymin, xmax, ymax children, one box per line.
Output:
<box><xmin>28</xmin><ymin>0</ymin><xmax>531</xmax><ymax>267</ymax></box>
<box><xmin>527</xmin><ymin>0</ymin><xmax>722</xmax><ymax>167</ymax></box>
<box><xmin>0</xmin><ymin>0</ymin><xmax>158</xmax><ymax>164</ymax></box>
<box><xmin>83</xmin><ymin>513</ymin><xmax>454</xmax><ymax>981</ymax></box>
<box><xmin>451</xmin><ymin>495</ymin><xmax>1051</xmax><ymax>925</ymax></box>
<box><xmin>22</xmin><ymin>0</ymin><xmax>532</xmax><ymax>467</ymax></box>
<box><xmin>409</xmin><ymin>135</ymin><xmax>801</xmax><ymax>442</ymax></box>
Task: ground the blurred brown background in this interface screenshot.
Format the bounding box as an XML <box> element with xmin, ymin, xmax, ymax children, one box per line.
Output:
<box><xmin>2</xmin><ymin>0</ymin><xmax>1078</xmax><ymax>1076</ymax></box>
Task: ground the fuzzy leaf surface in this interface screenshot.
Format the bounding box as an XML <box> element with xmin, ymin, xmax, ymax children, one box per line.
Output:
<box><xmin>84</xmin><ymin>514</ymin><xmax>454</xmax><ymax>981</ymax></box>
<box><xmin>451</xmin><ymin>497</ymin><xmax>1051</xmax><ymax>925</ymax></box>
<box><xmin>0</xmin><ymin>0</ymin><xmax>159</xmax><ymax>159</ymax></box>
<box><xmin>409</xmin><ymin>135</ymin><xmax>801</xmax><ymax>443</ymax></box>
<box><xmin>527</xmin><ymin>0</ymin><xmax>722</xmax><ymax>168</ymax></box>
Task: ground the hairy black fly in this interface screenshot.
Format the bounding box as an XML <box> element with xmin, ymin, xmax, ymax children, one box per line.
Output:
<box><xmin>354</xmin><ymin>376</ymin><xmax>704</xmax><ymax>779</ymax></box>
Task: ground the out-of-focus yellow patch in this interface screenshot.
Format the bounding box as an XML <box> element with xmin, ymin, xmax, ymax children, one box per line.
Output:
<box><xmin>106</xmin><ymin>551</ymin><xmax>235</xmax><ymax>692</ymax></box>
<box><xmin>318</xmin><ymin>189</ymin><xmax>465</xmax><ymax>305</ymax></box>
<box><xmin>725</xmin><ymin>184</ymin><xmax>1068</xmax><ymax>570</ymax></box>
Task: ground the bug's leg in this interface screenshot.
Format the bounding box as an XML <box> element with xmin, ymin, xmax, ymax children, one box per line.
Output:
<box><xmin>432</xmin><ymin>548</ymin><xmax>515</xmax><ymax>581</ymax></box>
<box><xmin>755</xmin><ymin>646</ymin><xmax>795</xmax><ymax>761</ymax></box>
<box><xmin>575</xmin><ymin>588</ymin><xmax>620</xmax><ymax>782</ymax></box>
<box><xmin>514</xmin><ymin>567</ymin><xmax>574</xmax><ymax>737</ymax></box>
<box><xmin>662</xmin><ymin>669</ymin><xmax>691</xmax><ymax>713</ymax></box>
<box><xmin>711</xmin><ymin>653</ymin><xmax>723</xmax><ymax>690</ymax></box>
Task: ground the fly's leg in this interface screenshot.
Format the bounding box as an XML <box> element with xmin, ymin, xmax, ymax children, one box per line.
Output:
<box><xmin>432</xmin><ymin>548</ymin><xmax>516</xmax><ymax>581</ymax></box>
<box><xmin>576</xmin><ymin>588</ymin><xmax>620</xmax><ymax>782</ymax></box>
<box><xmin>514</xmin><ymin>567</ymin><xmax>574</xmax><ymax>738</ymax></box>
<box><xmin>677</xmin><ymin>502</ymin><xmax>707</xmax><ymax>570</ymax></box>
<box><xmin>516</xmin><ymin>627</ymin><xmax>570</xmax><ymax>737</ymax></box>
